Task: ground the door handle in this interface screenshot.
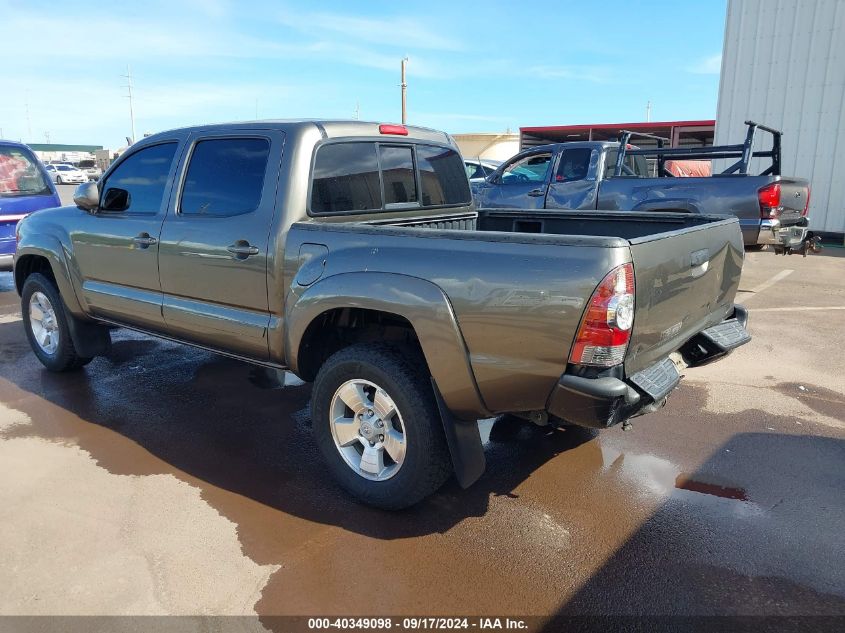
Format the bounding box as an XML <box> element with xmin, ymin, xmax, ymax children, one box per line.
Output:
<box><xmin>133</xmin><ymin>234</ymin><xmax>157</xmax><ymax>248</ymax></box>
<box><xmin>527</xmin><ymin>188</ymin><xmax>546</xmax><ymax>197</ymax></box>
<box><xmin>227</xmin><ymin>242</ymin><xmax>260</xmax><ymax>258</ymax></box>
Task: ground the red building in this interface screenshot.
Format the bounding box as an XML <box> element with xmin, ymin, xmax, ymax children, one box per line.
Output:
<box><xmin>519</xmin><ymin>120</ymin><xmax>715</xmax><ymax>150</ymax></box>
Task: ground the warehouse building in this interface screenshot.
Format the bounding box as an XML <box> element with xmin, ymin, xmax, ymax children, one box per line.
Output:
<box><xmin>28</xmin><ymin>143</ymin><xmax>103</xmax><ymax>165</ymax></box>
<box><xmin>519</xmin><ymin>120</ymin><xmax>715</xmax><ymax>151</ymax></box>
<box><xmin>716</xmin><ymin>0</ymin><xmax>845</xmax><ymax>237</ymax></box>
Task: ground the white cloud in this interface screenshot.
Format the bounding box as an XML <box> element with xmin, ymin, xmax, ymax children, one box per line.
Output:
<box><xmin>526</xmin><ymin>65</ymin><xmax>611</xmax><ymax>83</ymax></box>
<box><xmin>277</xmin><ymin>9</ymin><xmax>462</xmax><ymax>52</ymax></box>
<box><xmin>180</xmin><ymin>0</ymin><xmax>231</xmax><ymax>18</ymax></box>
<box><xmin>687</xmin><ymin>54</ymin><xmax>722</xmax><ymax>75</ymax></box>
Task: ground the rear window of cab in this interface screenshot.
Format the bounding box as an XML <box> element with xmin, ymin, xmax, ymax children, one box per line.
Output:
<box><xmin>310</xmin><ymin>141</ymin><xmax>471</xmax><ymax>215</ymax></box>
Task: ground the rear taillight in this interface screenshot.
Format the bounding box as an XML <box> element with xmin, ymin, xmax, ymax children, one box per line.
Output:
<box><xmin>802</xmin><ymin>186</ymin><xmax>811</xmax><ymax>217</ymax></box>
<box><xmin>758</xmin><ymin>183</ymin><xmax>781</xmax><ymax>218</ymax></box>
<box><xmin>569</xmin><ymin>263</ymin><xmax>635</xmax><ymax>367</ymax></box>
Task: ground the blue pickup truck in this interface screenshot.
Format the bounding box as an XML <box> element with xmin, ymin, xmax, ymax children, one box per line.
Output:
<box><xmin>473</xmin><ymin>121</ymin><xmax>815</xmax><ymax>252</ymax></box>
<box><xmin>0</xmin><ymin>141</ymin><xmax>61</xmax><ymax>270</ymax></box>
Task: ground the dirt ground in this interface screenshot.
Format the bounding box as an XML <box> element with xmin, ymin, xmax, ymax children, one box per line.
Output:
<box><xmin>0</xmin><ymin>244</ymin><xmax>843</xmax><ymax>628</ymax></box>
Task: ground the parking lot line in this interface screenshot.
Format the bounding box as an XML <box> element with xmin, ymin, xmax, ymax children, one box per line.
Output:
<box><xmin>0</xmin><ymin>314</ymin><xmax>21</xmax><ymax>324</ymax></box>
<box><xmin>752</xmin><ymin>306</ymin><xmax>845</xmax><ymax>312</ymax></box>
<box><xmin>742</xmin><ymin>269</ymin><xmax>794</xmax><ymax>300</ymax></box>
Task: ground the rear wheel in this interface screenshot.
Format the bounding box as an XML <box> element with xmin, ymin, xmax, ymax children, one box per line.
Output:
<box><xmin>21</xmin><ymin>273</ymin><xmax>92</xmax><ymax>372</ymax></box>
<box><xmin>311</xmin><ymin>344</ymin><xmax>451</xmax><ymax>509</ymax></box>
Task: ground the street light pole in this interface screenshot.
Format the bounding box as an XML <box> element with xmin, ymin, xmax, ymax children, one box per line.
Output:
<box><xmin>123</xmin><ymin>65</ymin><xmax>137</xmax><ymax>145</ymax></box>
<box><xmin>400</xmin><ymin>57</ymin><xmax>408</xmax><ymax>124</ymax></box>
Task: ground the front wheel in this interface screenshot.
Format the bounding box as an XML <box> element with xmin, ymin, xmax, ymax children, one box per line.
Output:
<box><xmin>311</xmin><ymin>344</ymin><xmax>451</xmax><ymax>509</ymax></box>
<box><xmin>21</xmin><ymin>273</ymin><xmax>92</xmax><ymax>372</ymax></box>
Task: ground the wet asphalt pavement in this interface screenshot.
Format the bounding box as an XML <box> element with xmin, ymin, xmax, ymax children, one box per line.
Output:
<box><xmin>0</xmin><ymin>237</ymin><xmax>843</xmax><ymax>625</ymax></box>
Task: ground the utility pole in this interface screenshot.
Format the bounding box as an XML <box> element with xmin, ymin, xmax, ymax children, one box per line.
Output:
<box><xmin>123</xmin><ymin>65</ymin><xmax>137</xmax><ymax>145</ymax></box>
<box><xmin>354</xmin><ymin>100</ymin><xmax>360</xmax><ymax>121</ymax></box>
<box><xmin>400</xmin><ymin>57</ymin><xmax>408</xmax><ymax>124</ymax></box>
<box><xmin>25</xmin><ymin>98</ymin><xmax>32</xmax><ymax>141</ymax></box>
<box><xmin>646</xmin><ymin>100</ymin><xmax>652</xmax><ymax>123</ymax></box>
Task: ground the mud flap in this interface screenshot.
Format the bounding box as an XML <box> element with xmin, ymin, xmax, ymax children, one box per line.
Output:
<box><xmin>62</xmin><ymin>303</ymin><xmax>111</xmax><ymax>358</ymax></box>
<box><xmin>431</xmin><ymin>379</ymin><xmax>485</xmax><ymax>488</ymax></box>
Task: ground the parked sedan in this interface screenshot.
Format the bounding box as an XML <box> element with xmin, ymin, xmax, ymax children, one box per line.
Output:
<box><xmin>45</xmin><ymin>164</ymin><xmax>87</xmax><ymax>184</ymax></box>
<box><xmin>464</xmin><ymin>158</ymin><xmax>501</xmax><ymax>183</ymax></box>
<box><xmin>78</xmin><ymin>160</ymin><xmax>103</xmax><ymax>182</ymax></box>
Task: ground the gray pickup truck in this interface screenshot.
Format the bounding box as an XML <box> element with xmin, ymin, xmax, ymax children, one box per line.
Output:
<box><xmin>13</xmin><ymin>120</ymin><xmax>750</xmax><ymax>508</ymax></box>
<box><xmin>473</xmin><ymin>122</ymin><xmax>814</xmax><ymax>251</ymax></box>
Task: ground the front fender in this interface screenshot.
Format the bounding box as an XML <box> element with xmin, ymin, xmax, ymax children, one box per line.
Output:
<box><xmin>286</xmin><ymin>271</ymin><xmax>490</xmax><ymax>420</ymax></box>
<box><xmin>14</xmin><ymin>238</ymin><xmax>84</xmax><ymax>317</ymax></box>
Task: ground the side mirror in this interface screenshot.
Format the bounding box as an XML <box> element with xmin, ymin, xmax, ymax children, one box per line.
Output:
<box><xmin>73</xmin><ymin>182</ymin><xmax>99</xmax><ymax>211</ymax></box>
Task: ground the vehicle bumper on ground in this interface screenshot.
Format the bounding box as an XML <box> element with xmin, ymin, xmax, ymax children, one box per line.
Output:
<box><xmin>0</xmin><ymin>253</ymin><xmax>13</xmax><ymax>272</ymax></box>
<box><xmin>546</xmin><ymin>305</ymin><xmax>750</xmax><ymax>429</ymax></box>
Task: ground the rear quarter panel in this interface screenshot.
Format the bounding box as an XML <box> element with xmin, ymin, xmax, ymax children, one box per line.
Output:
<box><xmin>285</xmin><ymin>223</ymin><xmax>629</xmax><ymax>414</ymax></box>
<box><xmin>596</xmin><ymin>175</ymin><xmax>796</xmax><ymax>244</ymax></box>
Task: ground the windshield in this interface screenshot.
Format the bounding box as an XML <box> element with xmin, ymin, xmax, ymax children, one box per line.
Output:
<box><xmin>57</xmin><ymin>165</ymin><xmax>76</xmax><ymax>171</ymax></box>
<box><xmin>0</xmin><ymin>146</ymin><xmax>51</xmax><ymax>197</ymax></box>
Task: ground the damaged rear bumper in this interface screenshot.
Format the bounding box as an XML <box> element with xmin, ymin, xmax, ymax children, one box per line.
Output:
<box><xmin>546</xmin><ymin>305</ymin><xmax>750</xmax><ymax>429</ymax></box>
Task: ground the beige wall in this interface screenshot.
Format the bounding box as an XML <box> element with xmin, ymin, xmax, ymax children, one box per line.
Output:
<box><xmin>453</xmin><ymin>133</ymin><xmax>519</xmax><ymax>162</ymax></box>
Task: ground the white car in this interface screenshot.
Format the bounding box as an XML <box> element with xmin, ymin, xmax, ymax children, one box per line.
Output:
<box><xmin>464</xmin><ymin>159</ymin><xmax>501</xmax><ymax>183</ymax></box>
<box><xmin>45</xmin><ymin>164</ymin><xmax>87</xmax><ymax>184</ymax></box>
<box><xmin>78</xmin><ymin>161</ymin><xmax>103</xmax><ymax>181</ymax></box>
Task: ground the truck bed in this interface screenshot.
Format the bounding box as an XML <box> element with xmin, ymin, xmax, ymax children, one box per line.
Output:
<box><xmin>412</xmin><ymin>209</ymin><xmax>745</xmax><ymax>375</ymax></box>
<box><xmin>291</xmin><ymin>208</ymin><xmax>744</xmax><ymax>412</ymax></box>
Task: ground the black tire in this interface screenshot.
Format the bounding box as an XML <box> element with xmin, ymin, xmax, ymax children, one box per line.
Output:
<box><xmin>21</xmin><ymin>273</ymin><xmax>93</xmax><ymax>372</ymax></box>
<box><xmin>745</xmin><ymin>243</ymin><xmax>767</xmax><ymax>252</ymax></box>
<box><xmin>56</xmin><ymin>176</ymin><xmax>63</xmax><ymax>185</ymax></box>
<box><xmin>312</xmin><ymin>343</ymin><xmax>452</xmax><ymax>509</ymax></box>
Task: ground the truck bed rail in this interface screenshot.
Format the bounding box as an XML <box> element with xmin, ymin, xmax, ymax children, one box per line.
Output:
<box><xmin>615</xmin><ymin>120</ymin><xmax>782</xmax><ymax>178</ymax></box>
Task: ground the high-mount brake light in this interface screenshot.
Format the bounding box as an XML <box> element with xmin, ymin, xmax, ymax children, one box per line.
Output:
<box><xmin>569</xmin><ymin>263</ymin><xmax>635</xmax><ymax>367</ymax></box>
<box><xmin>379</xmin><ymin>124</ymin><xmax>409</xmax><ymax>136</ymax></box>
<box><xmin>758</xmin><ymin>183</ymin><xmax>781</xmax><ymax>218</ymax></box>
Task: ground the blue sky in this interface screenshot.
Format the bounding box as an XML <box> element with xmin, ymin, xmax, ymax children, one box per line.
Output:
<box><xmin>1</xmin><ymin>0</ymin><xmax>726</xmax><ymax>148</ymax></box>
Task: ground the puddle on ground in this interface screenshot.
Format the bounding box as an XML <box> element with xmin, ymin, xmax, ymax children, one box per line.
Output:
<box><xmin>675</xmin><ymin>474</ymin><xmax>748</xmax><ymax>501</ymax></box>
<box><xmin>601</xmin><ymin>444</ymin><xmax>752</xmax><ymax>504</ymax></box>
<box><xmin>777</xmin><ymin>382</ymin><xmax>845</xmax><ymax>421</ymax></box>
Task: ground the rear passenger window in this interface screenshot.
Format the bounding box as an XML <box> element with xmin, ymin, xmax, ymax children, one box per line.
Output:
<box><xmin>311</xmin><ymin>142</ymin><xmax>382</xmax><ymax>213</ymax></box>
<box><xmin>555</xmin><ymin>148</ymin><xmax>592</xmax><ymax>182</ymax></box>
<box><xmin>419</xmin><ymin>146</ymin><xmax>471</xmax><ymax>206</ymax></box>
<box><xmin>604</xmin><ymin>150</ymin><xmax>650</xmax><ymax>178</ymax></box>
<box><xmin>100</xmin><ymin>142</ymin><xmax>177</xmax><ymax>213</ymax></box>
<box><xmin>180</xmin><ymin>138</ymin><xmax>270</xmax><ymax>216</ymax></box>
<box><xmin>379</xmin><ymin>145</ymin><xmax>417</xmax><ymax>206</ymax></box>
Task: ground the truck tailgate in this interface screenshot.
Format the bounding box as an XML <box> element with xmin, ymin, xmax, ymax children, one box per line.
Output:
<box><xmin>625</xmin><ymin>217</ymin><xmax>745</xmax><ymax>375</ymax></box>
<box><xmin>775</xmin><ymin>178</ymin><xmax>810</xmax><ymax>225</ymax></box>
